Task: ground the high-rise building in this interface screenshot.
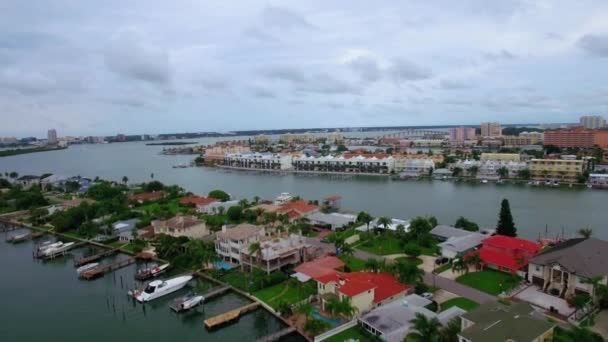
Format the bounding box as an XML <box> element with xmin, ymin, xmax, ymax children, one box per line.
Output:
<box><xmin>47</xmin><ymin>129</ymin><xmax>58</xmax><ymax>144</ymax></box>
<box><xmin>480</xmin><ymin>122</ymin><xmax>502</xmax><ymax>137</ymax></box>
<box><xmin>580</xmin><ymin>115</ymin><xmax>606</xmax><ymax>129</ymax></box>
<box><xmin>449</xmin><ymin>127</ymin><xmax>476</xmax><ymax>143</ymax></box>
<box><xmin>544</xmin><ymin>128</ymin><xmax>595</xmax><ymax>148</ymax></box>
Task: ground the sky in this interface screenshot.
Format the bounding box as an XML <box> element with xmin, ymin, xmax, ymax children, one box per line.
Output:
<box><xmin>1</xmin><ymin>1</ymin><xmax>608</xmax><ymax>137</ymax></box>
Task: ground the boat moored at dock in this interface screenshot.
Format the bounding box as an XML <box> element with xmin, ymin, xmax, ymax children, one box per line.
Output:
<box><xmin>133</xmin><ymin>275</ymin><xmax>193</xmax><ymax>302</ymax></box>
<box><xmin>169</xmin><ymin>292</ymin><xmax>204</xmax><ymax>312</ymax></box>
<box><xmin>135</xmin><ymin>263</ymin><xmax>170</xmax><ymax>281</ymax></box>
<box><xmin>76</xmin><ymin>262</ymin><xmax>99</xmax><ymax>275</ymax></box>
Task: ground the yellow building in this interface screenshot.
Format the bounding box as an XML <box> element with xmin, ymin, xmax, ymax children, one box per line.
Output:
<box><xmin>529</xmin><ymin>159</ymin><xmax>584</xmax><ymax>182</ymax></box>
<box><xmin>279</xmin><ymin>133</ymin><xmax>316</xmax><ymax>144</ymax></box>
<box><xmin>480</xmin><ymin>153</ymin><xmax>521</xmax><ymax>162</ymax></box>
<box><xmin>254</xmin><ymin>134</ymin><xmax>270</xmax><ymax>144</ymax></box>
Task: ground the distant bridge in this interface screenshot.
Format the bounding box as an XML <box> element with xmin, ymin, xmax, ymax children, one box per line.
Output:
<box><xmin>378</xmin><ymin>129</ymin><xmax>448</xmax><ymax>139</ymax></box>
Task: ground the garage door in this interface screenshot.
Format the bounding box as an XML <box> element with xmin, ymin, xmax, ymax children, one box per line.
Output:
<box><xmin>532</xmin><ymin>276</ymin><xmax>544</xmax><ymax>287</ymax></box>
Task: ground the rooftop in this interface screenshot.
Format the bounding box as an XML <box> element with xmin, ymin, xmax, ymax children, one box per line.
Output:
<box><xmin>483</xmin><ymin>235</ymin><xmax>541</xmax><ymax>253</ymax></box>
<box><xmin>217</xmin><ymin>223</ymin><xmax>262</xmax><ymax>241</ymax></box>
<box><xmin>430</xmin><ymin>225</ymin><xmax>475</xmax><ymax>240</ymax></box>
<box><xmin>438</xmin><ymin>233</ymin><xmax>487</xmax><ymax>254</ymax></box>
<box><xmin>316</xmin><ymin>271</ymin><xmax>409</xmax><ymax>303</ymax></box>
<box><xmin>294</xmin><ymin>256</ymin><xmax>344</xmax><ymax>279</ymax></box>
<box><xmin>530</xmin><ymin>238</ymin><xmax>608</xmax><ymax>278</ymax></box>
<box><xmin>179</xmin><ymin>196</ymin><xmax>217</xmax><ymax>206</ymax></box>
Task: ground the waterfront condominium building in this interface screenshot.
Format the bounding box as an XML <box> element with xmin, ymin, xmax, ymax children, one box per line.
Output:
<box><xmin>501</xmin><ymin>132</ymin><xmax>544</xmax><ymax>146</ymax></box>
<box><xmin>47</xmin><ymin>129</ymin><xmax>58</xmax><ymax>144</ymax></box>
<box><xmin>293</xmin><ymin>154</ymin><xmax>395</xmax><ymax>174</ymax></box>
<box><xmin>480</xmin><ymin>122</ymin><xmax>501</xmax><ymax>137</ymax></box>
<box><xmin>544</xmin><ymin>129</ymin><xmax>595</xmax><ymax>148</ymax></box>
<box><xmin>479</xmin><ymin>153</ymin><xmax>521</xmax><ymax>162</ymax></box>
<box><xmin>239</xmin><ymin>234</ymin><xmax>317</xmax><ymax>274</ymax></box>
<box><xmin>449</xmin><ymin>127</ymin><xmax>476</xmax><ymax>143</ymax></box>
<box><xmin>223</xmin><ymin>152</ymin><xmax>294</xmax><ymax>170</ymax></box>
<box><xmin>528</xmin><ymin>159</ymin><xmax>584</xmax><ymax>182</ymax></box>
<box><xmin>580</xmin><ymin>115</ymin><xmax>606</xmax><ymax>129</ymax></box>
<box><xmin>394</xmin><ymin>158</ymin><xmax>435</xmax><ymax>177</ymax></box>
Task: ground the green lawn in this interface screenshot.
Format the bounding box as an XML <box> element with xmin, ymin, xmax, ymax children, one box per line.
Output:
<box><xmin>434</xmin><ymin>263</ymin><xmax>452</xmax><ymax>274</ymax></box>
<box><xmin>253</xmin><ymin>281</ymin><xmax>317</xmax><ymax>309</ymax></box>
<box><xmin>394</xmin><ymin>257</ymin><xmax>423</xmax><ymax>266</ymax></box>
<box><xmin>357</xmin><ymin>235</ymin><xmax>437</xmax><ymax>256</ymax></box>
<box><xmin>440</xmin><ymin>297</ymin><xmax>479</xmax><ymax>312</ymax></box>
<box><xmin>136</xmin><ymin>198</ymin><xmax>185</xmax><ymax>216</ymax></box>
<box><xmin>456</xmin><ymin>269</ymin><xmax>522</xmax><ymax>295</ymax></box>
<box><xmin>323</xmin><ymin>326</ymin><xmax>378</xmax><ymax>342</ymax></box>
<box><xmin>339</xmin><ymin>255</ymin><xmax>366</xmax><ymax>271</ymax></box>
<box><xmin>220</xmin><ymin>269</ymin><xmax>249</xmax><ymax>291</ymax></box>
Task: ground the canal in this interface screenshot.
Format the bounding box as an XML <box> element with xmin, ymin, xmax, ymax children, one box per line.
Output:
<box><xmin>0</xmin><ymin>231</ymin><xmax>302</xmax><ymax>342</ymax></box>
<box><xmin>0</xmin><ymin>139</ymin><xmax>606</xmax><ymax>239</ymax></box>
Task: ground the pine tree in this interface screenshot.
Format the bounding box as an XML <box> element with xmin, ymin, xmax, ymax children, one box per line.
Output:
<box><xmin>497</xmin><ymin>199</ymin><xmax>517</xmax><ymax>236</ymax></box>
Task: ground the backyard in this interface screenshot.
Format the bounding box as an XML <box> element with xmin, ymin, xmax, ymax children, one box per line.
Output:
<box><xmin>356</xmin><ymin>234</ymin><xmax>437</xmax><ymax>256</ymax></box>
<box><xmin>323</xmin><ymin>325</ymin><xmax>378</xmax><ymax>342</ymax></box>
<box><xmin>456</xmin><ymin>269</ymin><xmax>521</xmax><ymax>295</ymax></box>
<box><xmin>253</xmin><ymin>280</ymin><xmax>317</xmax><ymax>310</ymax></box>
<box><xmin>440</xmin><ymin>297</ymin><xmax>479</xmax><ymax>312</ymax></box>
<box><xmin>339</xmin><ymin>255</ymin><xmax>366</xmax><ymax>271</ymax></box>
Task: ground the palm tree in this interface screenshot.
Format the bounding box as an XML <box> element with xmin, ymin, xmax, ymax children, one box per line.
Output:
<box><xmin>150</xmin><ymin>173</ymin><xmax>154</xmax><ymax>179</ymax></box>
<box><xmin>248</xmin><ymin>242</ymin><xmax>262</xmax><ymax>271</ymax></box>
<box><xmin>253</xmin><ymin>195</ymin><xmax>260</xmax><ymax>204</ymax></box>
<box><xmin>582</xmin><ymin>275</ymin><xmax>608</xmax><ymax>306</ymax></box>
<box><xmin>451</xmin><ymin>258</ymin><xmax>467</xmax><ymax>274</ymax></box>
<box><xmin>238</xmin><ymin>198</ymin><xmax>249</xmax><ymax>208</ymax></box>
<box><xmin>406</xmin><ymin>313</ymin><xmax>441</xmax><ymax>342</ymax></box>
<box><xmin>578</xmin><ymin>228</ymin><xmax>593</xmax><ymax>239</ymax></box>
<box><xmin>324</xmin><ymin>296</ymin><xmax>358</xmax><ymax>319</ymax></box>
<box><xmin>377</xmin><ymin>216</ymin><xmax>392</xmax><ymax>233</ymax></box>
<box><xmin>356</xmin><ymin>211</ymin><xmax>374</xmax><ymax>230</ymax></box>
<box><xmin>468</xmin><ymin>165</ymin><xmax>479</xmax><ymax>178</ymax></box>
<box><xmin>340</xmin><ymin>243</ymin><xmax>354</xmax><ymax>257</ymax></box>
<box><xmin>365</xmin><ymin>258</ymin><xmax>380</xmax><ymax>273</ymax></box>
<box><xmin>497</xmin><ymin>167</ymin><xmax>509</xmax><ymax>179</ymax></box>
<box><xmin>465</xmin><ymin>252</ymin><xmax>482</xmax><ymax>271</ymax></box>
<box><xmin>440</xmin><ymin>317</ymin><xmax>461</xmax><ymax>342</ymax></box>
<box><xmin>392</xmin><ymin>259</ymin><xmax>424</xmax><ymax>284</ymax></box>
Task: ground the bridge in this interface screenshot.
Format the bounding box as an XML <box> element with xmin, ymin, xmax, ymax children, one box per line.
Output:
<box><xmin>378</xmin><ymin>129</ymin><xmax>447</xmax><ymax>139</ymax></box>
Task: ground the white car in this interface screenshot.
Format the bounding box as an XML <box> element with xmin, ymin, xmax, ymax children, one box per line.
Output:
<box><xmin>421</xmin><ymin>292</ymin><xmax>433</xmax><ymax>300</ymax></box>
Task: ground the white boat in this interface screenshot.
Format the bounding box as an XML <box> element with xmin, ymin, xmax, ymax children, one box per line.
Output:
<box><xmin>274</xmin><ymin>192</ymin><xmax>293</xmax><ymax>205</ymax></box>
<box><xmin>170</xmin><ymin>292</ymin><xmax>204</xmax><ymax>312</ymax></box>
<box><xmin>76</xmin><ymin>263</ymin><xmax>99</xmax><ymax>274</ymax></box>
<box><xmin>544</xmin><ymin>180</ymin><xmax>552</xmax><ymax>186</ymax></box>
<box><xmin>135</xmin><ymin>263</ymin><xmax>170</xmax><ymax>280</ymax></box>
<box><xmin>38</xmin><ymin>241</ymin><xmax>62</xmax><ymax>252</ymax></box>
<box><xmin>481</xmin><ymin>179</ymin><xmax>488</xmax><ymax>184</ymax></box>
<box><xmin>134</xmin><ymin>275</ymin><xmax>193</xmax><ymax>302</ymax></box>
<box><xmin>40</xmin><ymin>242</ymin><xmax>75</xmax><ymax>257</ymax></box>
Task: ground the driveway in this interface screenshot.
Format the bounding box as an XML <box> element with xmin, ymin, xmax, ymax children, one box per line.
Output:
<box><xmin>592</xmin><ymin>310</ymin><xmax>608</xmax><ymax>339</ymax></box>
<box><xmin>514</xmin><ymin>286</ymin><xmax>575</xmax><ymax>317</ymax></box>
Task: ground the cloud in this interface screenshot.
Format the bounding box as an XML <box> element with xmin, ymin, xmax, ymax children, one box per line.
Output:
<box><xmin>243</xmin><ymin>27</ymin><xmax>279</xmax><ymax>43</ymax></box>
<box><xmin>294</xmin><ymin>73</ymin><xmax>361</xmax><ymax>95</ymax></box>
<box><xmin>104</xmin><ymin>29</ymin><xmax>171</xmax><ymax>85</ymax></box>
<box><xmin>483</xmin><ymin>49</ymin><xmax>517</xmax><ymax>61</ymax></box>
<box><xmin>482</xmin><ymin>93</ymin><xmax>558</xmax><ymax>110</ymax></box>
<box><xmin>439</xmin><ymin>79</ymin><xmax>474</xmax><ymax>90</ymax></box>
<box><xmin>387</xmin><ymin>58</ymin><xmax>432</xmax><ymax>83</ymax></box>
<box><xmin>0</xmin><ymin>68</ymin><xmax>74</xmax><ymax>95</ymax></box>
<box><xmin>260</xmin><ymin>65</ymin><xmax>307</xmax><ymax>83</ymax></box>
<box><xmin>261</xmin><ymin>6</ymin><xmax>313</xmax><ymax>30</ymax></box>
<box><xmin>251</xmin><ymin>86</ymin><xmax>276</xmax><ymax>98</ymax></box>
<box><xmin>577</xmin><ymin>34</ymin><xmax>608</xmax><ymax>57</ymax></box>
<box><xmin>348</xmin><ymin>56</ymin><xmax>381</xmax><ymax>82</ymax></box>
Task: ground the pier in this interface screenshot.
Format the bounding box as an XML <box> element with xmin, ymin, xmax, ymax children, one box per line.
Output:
<box><xmin>201</xmin><ymin>286</ymin><xmax>231</xmax><ymax>302</ymax></box>
<box><xmin>257</xmin><ymin>327</ymin><xmax>297</xmax><ymax>342</ymax></box>
<box><xmin>203</xmin><ymin>302</ymin><xmax>260</xmax><ymax>329</ymax></box>
<box><xmin>74</xmin><ymin>249</ymin><xmax>118</xmax><ymax>267</ymax></box>
<box><xmin>80</xmin><ymin>257</ymin><xmax>136</xmax><ymax>280</ymax></box>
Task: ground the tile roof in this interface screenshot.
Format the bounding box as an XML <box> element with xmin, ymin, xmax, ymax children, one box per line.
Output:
<box><xmin>278</xmin><ymin>200</ymin><xmax>319</xmax><ymax>217</ymax></box>
<box><xmin>316</xmin><ymin>271</ymin><xmax>409</xmax><ymax>303</ymax></box>
<box><xmin>530</xmin><ymin>238</ymin><xmax>608</xmax><ymax>278</ymax></box>
<box><xmin>129</xmin><ymin>191</ymin><xmax>164</xmax><ymax>202</ymax></box>
<box><xmin>179</xmin><ymin>196</ymin><xmax>217</xmax><ymax>206</ymax></box>
<box><xmin>483</xmin><ymin>235</ymin><xmax>540</xmax><ymax>253</ymax></box>
<box><xmin>217</xmin><ymin>223</ymin><xmax>262</xmax><ymax>241</ymax></box>
<box><xmin>294</xmin><ymin>256</ymin><xmax>344</xmax><ymax>279</ymax></box>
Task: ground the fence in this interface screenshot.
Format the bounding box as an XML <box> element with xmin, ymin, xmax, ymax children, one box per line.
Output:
<box><xmin>314</xmin><ymin>319</ymin><xmax>358</xmax><ymax>342</ymax></box>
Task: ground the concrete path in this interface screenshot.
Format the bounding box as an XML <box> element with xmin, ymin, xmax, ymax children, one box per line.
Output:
<box><xmin>351</xmin><ymin>247</ymin><xmax>496</xmax><ymax>304</ymax></box>
<box><xmin>433</xmin><ymin>289</ymin><xmax>458</xmax><ymax>304</ymax></box>
<box><xmin>592</xmin><ymin>310</ymin><xmax>608</xmax><ymax>339</ymax></box>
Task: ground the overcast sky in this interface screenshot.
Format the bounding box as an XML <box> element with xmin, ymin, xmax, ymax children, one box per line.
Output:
<box><xmin>1</xmin><ymin>1</ymin><xmax>608</xmax><ymax>137</ymax></box>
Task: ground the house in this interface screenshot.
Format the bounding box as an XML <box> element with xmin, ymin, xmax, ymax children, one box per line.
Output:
<box><xmin>16</xmin><ymin>175</ymin><xmax>40</xmax><ymax>189</ymax></box>
<box><xmin>277</xmin><ymin>200</ymin><xmax>319</xmax><ymax>221</ymax></box>
<box><xmin>240</xmin><ymin>234</ymin><xmax>316</xmax><ymax>274</ymax></box>
<box><xmin>430</xmin><ymin>225</ymin><xmax>475</xmax><ymax>242</ymax></box>
<box><xmin>355</xmin><ymin>217</ymin><xmax>410</xmax><ymax>232</ymax></box>
<box><xmin>588</xmin><ymin>173</ymin><xmax>608</xmax><ymax>188</ymax></box>
<box><xmin>223</xmin><ymin>152</ymin><xmax>294</xmax><ymax>170</ymax></box>
<box><xmin>477</xmin><ymin>235</ymin><xmax>541</xmax><ymax>276</ymax></box>
<box><xmin>458</xmin><ymin>302</ymin><xmax>555</xmax><ymax>342</ymax></box>
<box><xmin>151</xmin><ymin>215</ymin><xmax>209</xmax><ymax>239</ymax></box>
<box><xmin>438</xmin><ymin>233</ymin><xmax>487</xmax><ymax>260</ymax></box>
<box><xmin>315</xmin><ymin>271</ymin><xmax>411</xmax><ymax>313</ymax></box>
<box><xmin>433</xmin><ymin>168</ymin><xmax>453</xmax><ymax>180</ymax></box>
<box><xmin>112</xmin><ymin>218</ymin><xmax>140</xmax><ymax>242</ymax></box>
<box><xmin>527</xmin><ymin>238</ymin><xmax>608</xmax><ymax>298</ymax></box>
<box><xmin>323</xmin><ymin>195</ymin><xmax>342</xmax><ymax>210</ymax></box>
<box><xmin>198</xmin><ymin>200</ymin><xmax>239</xmax><ymax>214</ymax></box>
<box><xmin>292</xmin><ymin>256</ymin><xmax>345</xmax><ymax>282</ymax></box>
<box><xmin>359</xmin><ymin>294</ymin><xmax>465</xmax><ymax>342</ymax></box>
<box><xmin>129</xmin><ymin>191</ymin><xmax>164</xmax><ymax>204</ymax></box>
<box><xmin>215</xmin><ymin>224</ymin><xmax>265</xmax><ymax>263</ymax></box>
<box><xmin>306</xmin><ymin>212</ymin><xmax>356</xmax><ymax>230</ymax></box>
<box><xmin>180</xmin><ymin>196</ymin><xmax>217</xmax><ymax>207</ymax></box>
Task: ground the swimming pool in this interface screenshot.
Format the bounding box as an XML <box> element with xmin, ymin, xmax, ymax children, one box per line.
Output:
<box><xmin>212</xmin><ymin>260</ymin><xmax>236</xmax><ymax>270</ymax></box>
<box><xmin>312</xmin><ymin>308</ymin><xmax>341</xmax><ymax>327</ymax></box>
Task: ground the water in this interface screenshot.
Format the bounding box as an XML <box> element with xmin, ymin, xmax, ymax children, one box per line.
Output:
<box><xmin>0</xmin><ymin>139</ymin><xmax>607</xmax><ymax>239</ymax></box>
<box><xmin>0</xmin><ymin>232</ymin><xmax>302</xmax><ymax>342</ymax></box>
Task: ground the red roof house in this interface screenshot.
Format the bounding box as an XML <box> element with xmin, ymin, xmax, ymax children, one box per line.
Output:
<box><xmin>477</xmin><ymin>235</ymin><xmax>541</xmax><ymax>273</ymax></box>
<box><xmin>294</xmin><ymin>256</ymin><xmax>345</xmax><ymax>280</ymax></box>
<box><xmin>314</xmin><ymin>271</ymin><xmax>410</xmax><ymax>312</ymax></box>
<box><xmin>179</xmin><ymin>196</ymin><xmax>217</xmax><ymax>206</ymax></box>
<box><xmin>129</xmin><ymin>191</ymin><xmax>165</xmax><ymax>204</ymax></box>
<box><xmin>278</xmin><ymin>200</ymin><xmax>319</xmax><ymax>220</ymax></box>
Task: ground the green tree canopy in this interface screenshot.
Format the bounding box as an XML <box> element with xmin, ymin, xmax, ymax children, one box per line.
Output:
<box><xmin>454</xmin><ymin>216</ymin><xmax>479</xmax><ymax>232</ymax></box>
<box><xmin>496</xmin><ymin>198</ymin><xmax>516</xmax><ymax>236</ymax></box>
<box><xmin>208</xmin><ymin>189</ymin><xmax>230</xmax><ymax>202</ymax></box>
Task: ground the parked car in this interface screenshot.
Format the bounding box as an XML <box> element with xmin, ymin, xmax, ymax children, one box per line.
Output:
<box><xmin>421</xmin><ymin>292</ymin><xmax>433</xmax><ymax>300</ymax></box>
<box><xmin>435</xmin><ymin>256</ymin><xmax>449</xmax><ymax>265</ymax></box>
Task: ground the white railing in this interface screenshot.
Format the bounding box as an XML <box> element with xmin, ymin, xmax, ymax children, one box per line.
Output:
<box><xmin>314</xmin><ymin>319</ymin><xmax>358</xmax><ymax>342</ymax></box>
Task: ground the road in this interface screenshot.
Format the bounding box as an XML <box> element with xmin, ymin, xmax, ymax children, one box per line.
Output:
<box><xmin>352</xmin><ymin>248</ymin><xmax>496</xmax><ymax>304</ymax></box>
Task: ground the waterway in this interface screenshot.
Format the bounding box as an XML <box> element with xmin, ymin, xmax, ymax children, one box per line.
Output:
<box><xmin>0</xmin><ymin>138</ymin><xmax>606</xmax><ymax>239</ymax></box>
<box><xmin>0</xmin><ymin>230</ymin><xmax>302</xmax><ymax>342</ymax></box>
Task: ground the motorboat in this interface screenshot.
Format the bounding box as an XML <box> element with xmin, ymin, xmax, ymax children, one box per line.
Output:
<box><xmin>39</xmin><ymin>242</ymin><xmax>75</xmax><ymax>257</ymax></box>
<box><xmin>481</xmin><ymin>179</ymin><xmax>488</xmax><ymax>184</ymax></box>
<box><xmin>37</xmin><ymin>241</ymin><xmax>62</xmax><ymax>252</ymax></box>
<box><xmin>134</xmin><ymin>275</ymin><xmax>193</xmax><ymax>302</ymax></box>
<box><xmin>6</xmin><ymin>232</ymin><xmax>30</xmax><ymax>243</ymax></box>
<box><xmin>169</xmin><ymin>292</ymin><xmax>204</xmax><ymax>312</ymax></box>
<box><xmin>274</xmin><ymin>192</ymin><xmax>293</xmax><ymax>205</ymax></box>
<box><xmin>544</xmin><ymin>180</ymin><xmax>552</xmax><ymax>186</ymax></box>
<box><xmin>135</xmin><ymin>263</ymin><xmax>170</xmax><ymax>281</ymax></box>
<box><xmin>552</xmin><ymin>181</ymin><xmax>560</xmax><ymax>187</ymax></box>
<box><xmin>76</xmin><ymin>262</ymin><xmax>99</xmax><ymax>275</ymax></box>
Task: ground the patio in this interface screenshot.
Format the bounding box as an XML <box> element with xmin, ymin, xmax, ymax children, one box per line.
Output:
<box><xmin>514</xmin><ymin>286</ymin><xmax>575</xmax><ymax>317</ymax></box>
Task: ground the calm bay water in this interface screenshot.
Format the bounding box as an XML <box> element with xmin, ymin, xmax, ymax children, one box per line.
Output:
<box><xmin>0</xmin><ymin>232</ymin><xmax>301</xmax><ymax>342</ymax></box>
<box><xmin>0</xmin><ymin>139</ymin><xmax>606</xmax><ymax>239</ymax></box>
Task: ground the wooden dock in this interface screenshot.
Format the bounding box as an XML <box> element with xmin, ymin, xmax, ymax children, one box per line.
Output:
<box><xmin>257</xmin><ymin>327</ymin><xmax>297</xmax><ymax>342</ymax></box>
<box><xmin>202</xmin><ymin>286</ymin><xmax>231</xmax><ymax>302</ymax></box>
<box><xmin>74</xmin><ymin>249</ymin><xmax>117</xmax><ymax>267</ymax></box>
<box><xmin>204</xmin><ymin>302</ymin><xmax>260</xmax><ymax>329</ymax></box>
<box><xmin>80</xmin><ymin>257</ymin><xmax>135</xmax><ymax>280</ymax></box>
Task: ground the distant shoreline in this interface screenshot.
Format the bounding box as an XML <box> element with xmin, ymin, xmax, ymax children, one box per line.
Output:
<box><xmin>0</xmin><ymin>146</ymin><xmax>67</xmax><ymax>158</ymax></box>
<box><xmin>145</xmin><ymin>142</ymin><xmax>197</xmax><ymax>146</ymax></box>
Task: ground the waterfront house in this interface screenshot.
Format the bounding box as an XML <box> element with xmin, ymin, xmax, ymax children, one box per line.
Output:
<box><xmin>458</xmin><ymin>302</ymin><xmax>555</xmax><ymax>342</ymax></box>
<box><xmin>151</xmin><ymin>215</ymin><xmax>209</xmax><ymax>239</ymax></box>
<box><xmin>239</xmin><ymin>233</ymin><xmax>316</xmax><ymax>274</ymax></box>
<box><xmin>528</xmin><ymin>159</ymin><xmax>584</xmax><ymax>182</ymax></box>
<box><xmin>477</xmin><ymin>160</ymin><xmax>528</xmax><ymax>180</ymax></box>
<box><xmin>129</xmin><ymin>191</ymin><xmax>165</xmax><ymax>204</ymax></box>
<box><xmin>16</xmin><ymin>175</ymin><xmax>40</xmax><ymax>189</ymax></box>
<box><xmin>276</xmin><ymin>200</ymin><xmax>319</xmax><ymax>221</ymax></box>
<box><xmin>322</xmin><ymin>195</ymin><xmax>342</xmax><ymax>210</ymax></box>
<box><xmin>306</xmin><ymin>212</ymin><xmax>356</xmax><ymax>230</ymax></box>
<box><xmin>291</xmin><ymin>256</ymin><xmax>345</xmax><ymax>282</ymax></box>
<box><xmin>527</xmin><ymin>238</ymin><xmax>608</xmax><ymax>299</ymax></box>
<box><xmin>394</xmin><ymin>158</ymin><xmax>435</xmax><ymax>177</ymax></box>
<box><xmin>479</xmin><ymin>153</ymin><xmax>521</xmax><ymax>162</ymax></box>
<box><xmin>359</xmin><ymin>294</ymin><xmax>465</xmax><ymax>342</ymax></box>
<box><xmin>430</xmin><ymin>225</ymin><xmax>474</xmax><ymax>242</ymax></box>
<box><xmin>223</xmin><ymin>152</ymin><xmax>294</xmax><ymax>170</ymax></box>
<box><xmin>438</xmin><ymin>233</ymin><xmax>487</xmax><ymax>260</ymax></box>
<box><xmin>477</xmin><ymin>235</ymin><xmax>541</xmax><ymax>276</ymax></box>
<box><xmin>198</xmin><ymin>200</ymin><xmax>239</xmax><ymax>214</ymax></box>
<box><xmin>112</xmin><ymin>218</ymin><xmax>140</xmax><ymax>242</ymax></box>
<box><xmin>215</xmin><ymin>224</ymin><xmax>265</xmax><ymax>263</ymax></box>
<box><xmin>180</xmin><ymin>196</ymin><xmax>217</xmax><ymax>207</ymax></box>
<box><xmin>433</xmin><ymin>168</ymin><xmax>453</xmax><ymax>179</ymax></box>
<box><xmin>355</xmin><ymin>217</ymin><xmax>410</xmax><ymax>232</ymax></box>
<box><xmin>314</xmin><ymin>270</ymin><xmax>411</xmax><ymax>313</ymax></box>
<box><xmin>293</xmin><ymin>154</ymin><xmax>395</xmax><ymax>174</ymax></box>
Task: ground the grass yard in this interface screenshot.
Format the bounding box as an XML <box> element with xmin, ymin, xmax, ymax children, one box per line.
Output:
<box><xmin>440</xmin><ymin>297</ymin><xmax>479</xmax><ymax>312</ymax></box>
<box><xmin>136</xmin><ymin>198</ymin><xmax>185</xmax><ymax>216</ymax></box>
<box><xmin>220</xmin><ymin>269</ymin><xmax>249</xmax><ymax>291</ymax></box>
<box><xmin>434</xmin><ymin>263</ymin><xmax>452</xmax><ymax>274</ymax></box>
<box><xmin>394</xmin><ymin>257</ymin><xmax>423</xmax><ymax>266</ymax></box>
<box><xmin>356</xmin><ymin>234</ymin><xmax>437</xmax><ymax>256</ymax></box>
<box><xmin>323</xmin><ymin>326</ymin><xmax>378</xmax><ymax>342</ymax></box>
<box><xmin>339</xmin><ymin>255</ymin><xmax>366</xmax><ymax>272</ymax></box>
<box><xmin>456</xmin><ymin>269</ymin><xmax>521</xmax><ymax>295</ymax></box>
<box><xmin>253</xmin><ymin>281</ymin><xmax>317</xmax><ymax>309</ymax></box>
